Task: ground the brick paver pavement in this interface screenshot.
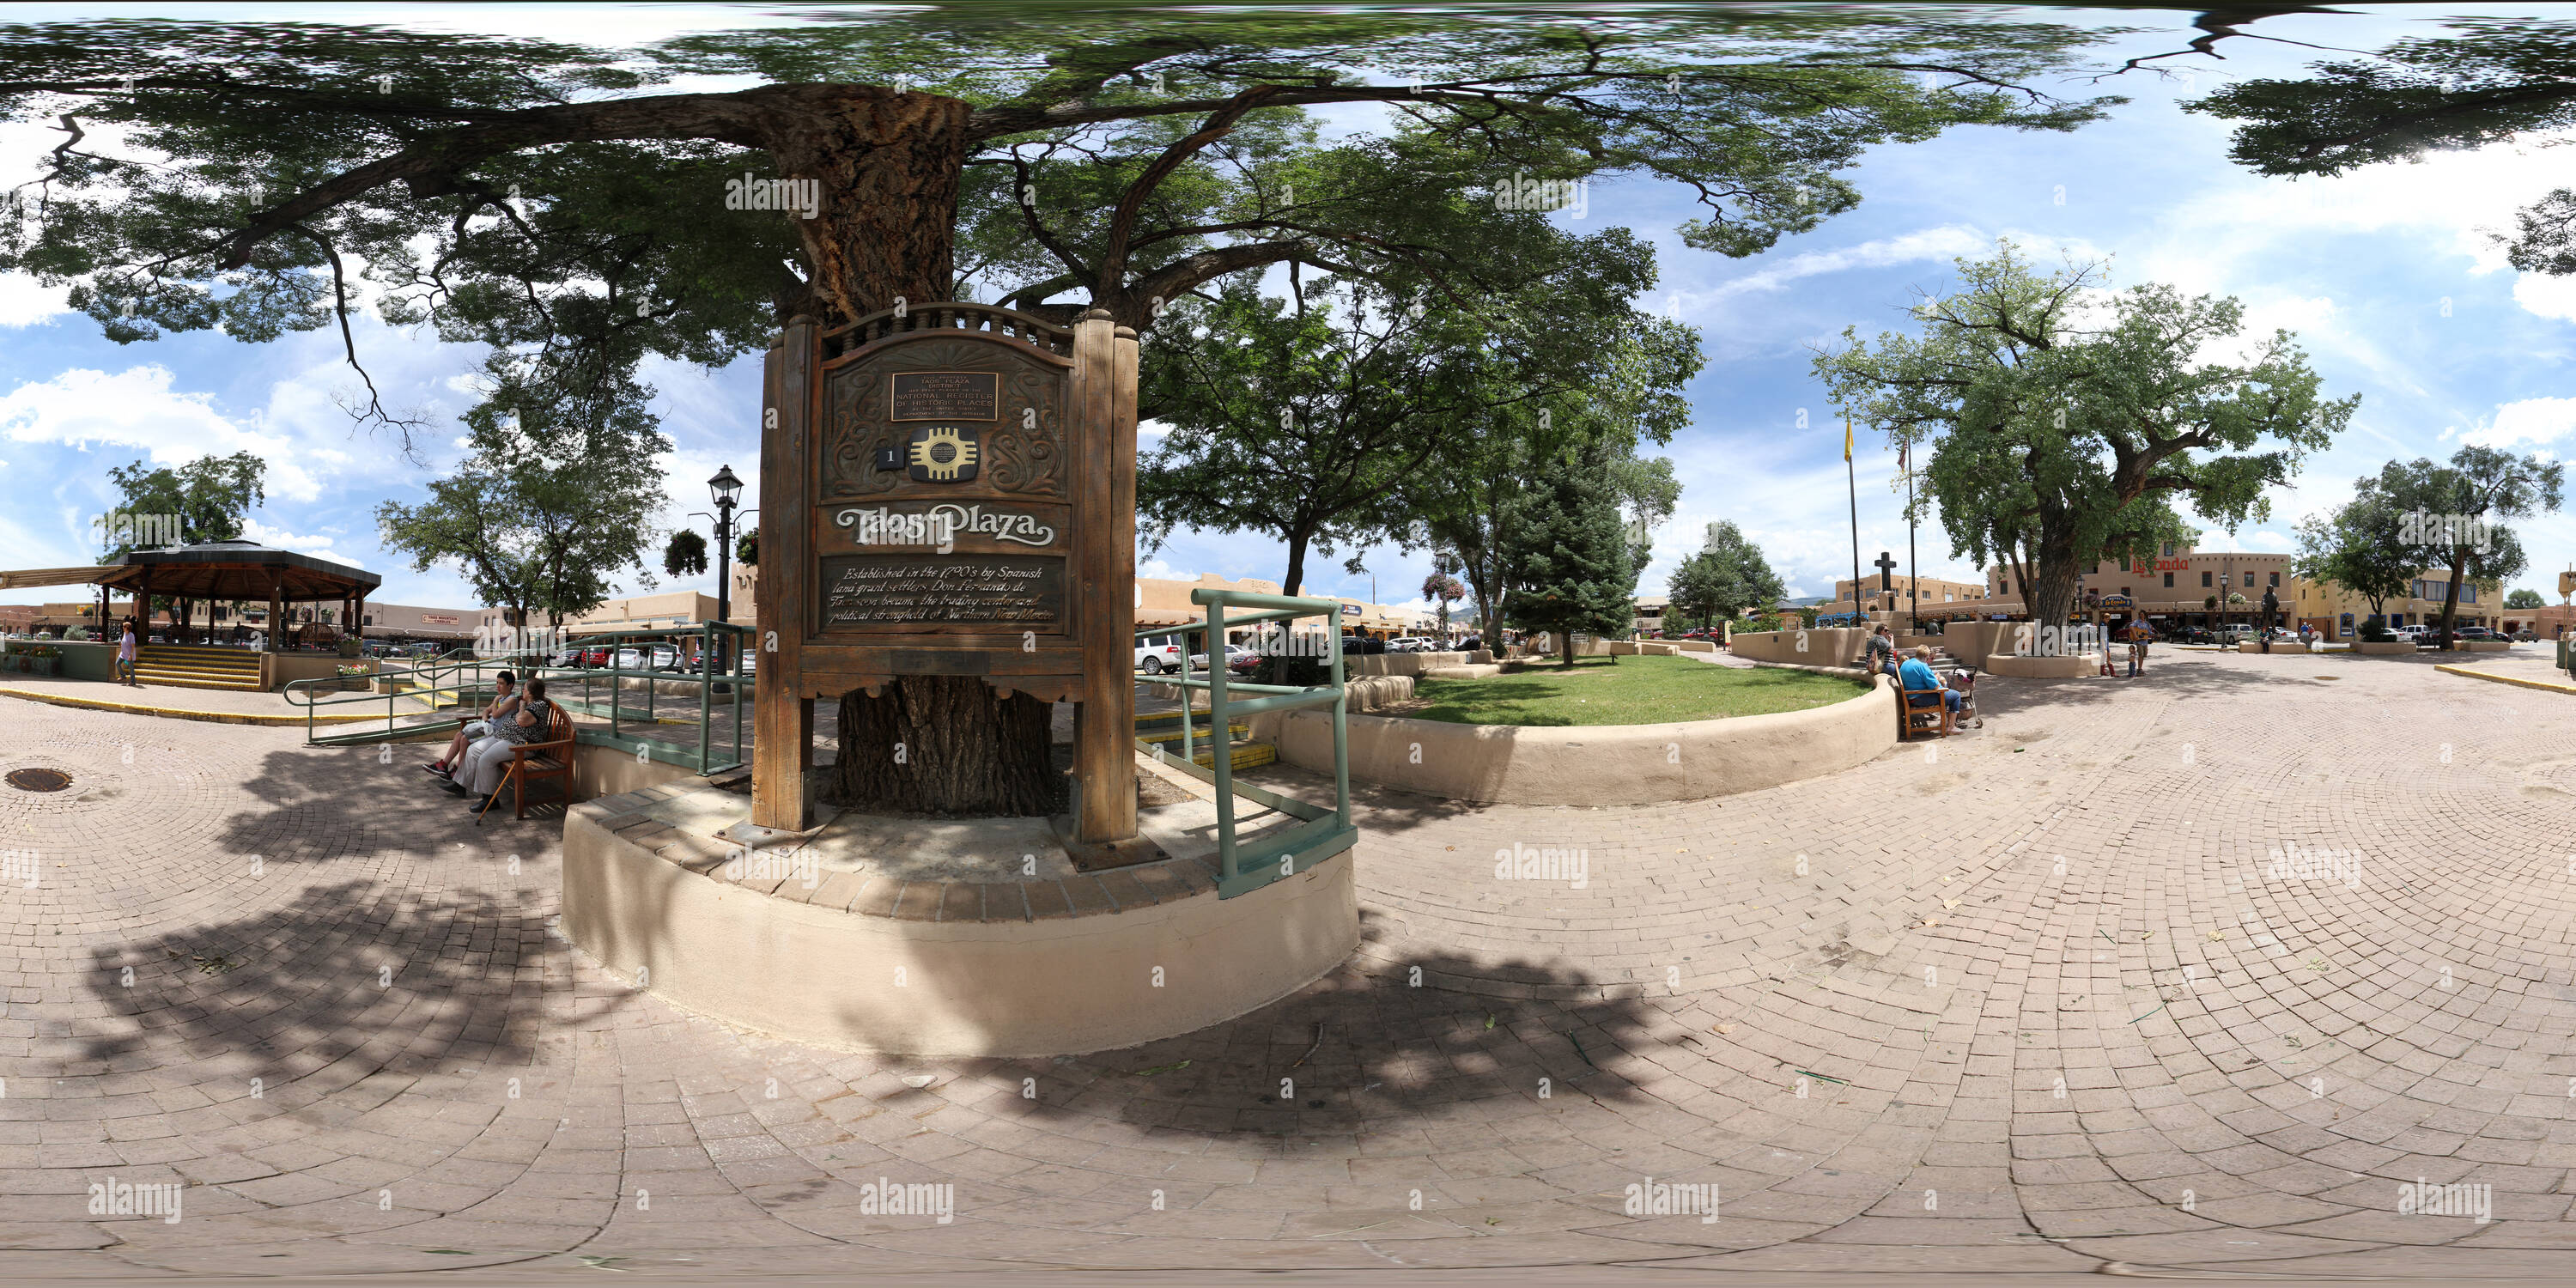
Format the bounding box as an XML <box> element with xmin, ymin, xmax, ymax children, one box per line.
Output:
<box><xmin>3</xmin><ymin>646</ymin><xmax>2574</xmax><ymax>1279</ymax></box>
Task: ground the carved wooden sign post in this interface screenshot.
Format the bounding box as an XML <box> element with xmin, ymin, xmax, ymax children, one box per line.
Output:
<box><xmin>755</xmin><ymin>303</ymin><xmax>1139</xmax><ymax>848</ymax></box>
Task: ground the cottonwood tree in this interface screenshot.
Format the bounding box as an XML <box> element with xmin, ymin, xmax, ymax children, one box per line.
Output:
<box><xmin>2292</xmin><ymin>482</ymin><xmax>2414</xmax><ymax>628</ymax></box>
<box><xmin>104</xmin><ymin>452</ymin><xmax>265</xmax><ymax>554</ymax></box>
<box><xmin>1815</xmin><ymin>242</ymin><xmax>2355</xmax><ymax>630</ymax></box>
<box><xmin>2377</xmin><ymin>447</ymin><xmax>2563</xmax><ymax>646</ymax></box>
<box><xmin>378</xmin><ymin>353</ymin><xmax>665</xmax><ymax>629</ymax></box>
<box><xmin>0</xmin><ymin>9</ymin><xmax>2117</xmax><ymax>816</ymax></box>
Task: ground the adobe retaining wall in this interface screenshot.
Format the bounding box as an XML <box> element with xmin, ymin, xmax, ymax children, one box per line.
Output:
<box><xmin>562</xmin><ymin>785</ymin><xmax>1358</xmax><ymax>1056</ymax></box>
<box><xmin>1249</xmin><ymin>673</ymin><xmax>1895</xmax><ymax>805</ymax></box>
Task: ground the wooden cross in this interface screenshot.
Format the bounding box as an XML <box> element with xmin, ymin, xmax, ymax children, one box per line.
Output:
<box><xmin>1873</xmin><ymin>550</ymin><xmax>1898</xmax><ymax>606</ymax></box>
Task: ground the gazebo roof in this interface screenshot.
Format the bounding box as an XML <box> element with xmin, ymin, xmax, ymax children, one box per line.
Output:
<box><xmin>94</xmin><ymin>539</ymin><xmax>382</xmax><ymax>601</ymax></box>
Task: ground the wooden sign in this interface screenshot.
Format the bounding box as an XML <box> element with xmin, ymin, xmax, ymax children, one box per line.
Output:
<box><xmin>754</xmin><ymin>304</ymin><xmax>1138</xmax><ymax>844</ymax></box>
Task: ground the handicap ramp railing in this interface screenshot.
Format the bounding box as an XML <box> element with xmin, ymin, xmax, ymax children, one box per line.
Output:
<box><xmin>285</xmin><ymin>622</ymin><xmax>751</xmax><ymax>775</ymax></box>
<box><xmin>1133</xmin><ymin>589</ymin><xmax>1353</xmax><ymax>898</ymax></box>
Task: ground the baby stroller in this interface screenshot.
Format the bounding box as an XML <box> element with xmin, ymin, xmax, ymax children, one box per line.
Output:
<box><xmin>1947</xmin><ymin>665</ymin><xmax>1983</xmax><ymax>729</ymax></box>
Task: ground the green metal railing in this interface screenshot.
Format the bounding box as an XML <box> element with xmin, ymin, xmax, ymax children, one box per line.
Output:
<box><xmin>284</xmin><ymin>621</ymin><xmax>752</xmax><ymax>775</ymax></box>
<box><xmin>1134</xmin><ymin>590</ymin><xmax>1353</xmax><ymax>898</ymax></box>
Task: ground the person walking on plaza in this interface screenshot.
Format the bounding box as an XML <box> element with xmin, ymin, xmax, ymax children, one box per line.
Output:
<box><xmin>116</xmin><ymin>618</ymin><xmax>137</xmax><ymax>685</ymax></box>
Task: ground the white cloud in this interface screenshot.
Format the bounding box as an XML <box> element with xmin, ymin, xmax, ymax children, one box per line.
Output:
<box><xmin>2512</xmin><ymin>272</ymin><xmax>2576</xmax><ymax>323</ymax></box>
<box><xmin>237</xmin><ymin>519</ymin><xmax>357</xmax><ymax>566</ymax></box>
<box><xmin>2463</xmin><ymin>396</ymin><xmax>2576</xmax><ymax>450</ymax></box>
<box><xmin>0</xmin><ymin>365</ymin><xmax>325</xmax><ymax>501</ymax></box>
<box><xmin>1704</xmin><ymin>226</ymin><xmax>1995</xmax><ymax>300</ymax></box>
<box><xmin>0</xmin><ymin>274</ymin><xmax>70</xmax><ymax>327</ymax></box>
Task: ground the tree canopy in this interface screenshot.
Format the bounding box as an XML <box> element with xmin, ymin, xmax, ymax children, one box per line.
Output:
<box><xmin>0</xmin><ymin>9</ymin><xmax>2119</xmax><ymax>455</ymax></box>
<box><xmin>2184</xmin><ymin>19</ymin><xmax>2576</xmax><ymax>275</ymax></box>
<box><xmin>104</xmin><ymin>452</ymin><xmax>266</xmax><ymax>556</ymax></box>
<box><xmin>1815</xmin><ymin>242</ymin><xmax>2354</xmax><ymax>629</ymax></box>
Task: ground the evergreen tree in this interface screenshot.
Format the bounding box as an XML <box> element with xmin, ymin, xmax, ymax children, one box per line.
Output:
<box><xmin>1505</xmin><ymin>441</ymin><xmax>1640</xmax><ymax>667</ymax></box>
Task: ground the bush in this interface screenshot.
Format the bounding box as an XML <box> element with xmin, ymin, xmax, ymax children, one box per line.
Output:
<box><xmin>2359</xmin><ymin>614</ymin><xmax>2395</xmax><ymax>643</ymax></box>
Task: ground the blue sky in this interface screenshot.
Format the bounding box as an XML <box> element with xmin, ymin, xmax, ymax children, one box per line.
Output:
<box><xmin>3</xmin><ymin>3</ymin><xmax>2573</xmax><ymax>615</ymax></box>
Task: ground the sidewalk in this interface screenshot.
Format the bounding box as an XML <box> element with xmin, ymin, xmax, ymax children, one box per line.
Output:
<box><xmin>0</xmin><ymin>671</ymin><xmax>386</xmax><ymax>725</ymax></box>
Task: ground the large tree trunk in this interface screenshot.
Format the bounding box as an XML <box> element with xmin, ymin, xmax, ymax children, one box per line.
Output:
<box><xmin>829</xmin><ymin>677</ymin><xmax>1062</xmax><ymax>817</ymax></box>
<box><xmin>1280</xmin><ymin>530</ymin><xmax>1310</xmax><ymax>598</ymax></box>
<box><xmin>2026</xmin><ymin>514</ymin><xmax>2082</xmax><ymax>645</ymax></box>
<box><xmin>784</xmin><ymin>91</ymin><xmax>1065</xmax><ymax>817</ymax></box>
<box><xmin>2439</xmin><ymin>553</ymin><xmax>2467</xmax><ymax>647</ymax></box>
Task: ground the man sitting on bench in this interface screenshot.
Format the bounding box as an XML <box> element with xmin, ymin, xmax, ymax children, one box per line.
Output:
<box><xmin>1900</xmin><ymin>646</ymin><xmax>1959</xmax><ymax>736</ymax></box>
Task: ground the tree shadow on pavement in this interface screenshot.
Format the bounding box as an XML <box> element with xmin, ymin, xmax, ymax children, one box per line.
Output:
<box><xmin>974</xmin><ymin>910</ymin><xmax>1666</xmax><ymax>1139</ymax></box>
<box><xmin>64</xmin><ymin>738</ymin><xmax>635</xmax><ymax>1093</ymax></box>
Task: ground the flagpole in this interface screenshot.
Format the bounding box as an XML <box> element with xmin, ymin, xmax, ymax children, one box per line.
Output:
<box><xmin>1846</xmin><ymin>416</ymin><xmax>1860</xmax><ymax>629</ymax></box>
<box><xmin>1905</xmin><ymin>445</ymin><xmax>1919</xmax><ymax>635</ymax></box>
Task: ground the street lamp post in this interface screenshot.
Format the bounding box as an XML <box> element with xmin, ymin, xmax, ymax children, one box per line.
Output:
<box><xmin>696</xmin><ymin>465</ymin><xmax>745</xmax><ymax>690</ymax></box>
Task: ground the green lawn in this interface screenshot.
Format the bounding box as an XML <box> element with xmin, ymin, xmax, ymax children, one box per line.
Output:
<box><xmin>1401</xmin><ymin>654</ymin><xmax>1869</xmax><ymax>726</ymax></box>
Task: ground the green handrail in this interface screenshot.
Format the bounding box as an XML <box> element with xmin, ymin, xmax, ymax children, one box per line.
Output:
<box><xmin>283</xmin><ymin>621</ymin><xmax>751</xmax><ymax>775</ymax></box>
<box><xmin>1133</xmin><ymin>590</ymin><xmax>1353</xmax><ymax>898</ymax></box>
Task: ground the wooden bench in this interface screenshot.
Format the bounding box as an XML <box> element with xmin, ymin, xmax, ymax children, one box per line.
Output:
<box><xmin>476</xmin><ymin>704</ymin><xmax>576</xmax><ymax>824</ymax></box>
<box><xmin>1898</xmin><ymin>673</ymin><xmax>1950</xmax><ymax>741</ymax></box>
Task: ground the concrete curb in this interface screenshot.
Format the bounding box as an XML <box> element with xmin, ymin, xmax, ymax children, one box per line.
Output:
<box><xmin>2435</xmin><ymin>664</ymin><xmax>2576</xmax><ymax>696</ymax></box>
<box><xmin>0</xmin><ymin>684</ymin><xmax>381</xmax><ymax>726</ymax></box>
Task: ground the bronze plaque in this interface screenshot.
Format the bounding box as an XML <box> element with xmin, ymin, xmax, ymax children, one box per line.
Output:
<box><xmin>821</xmin><ymin>553</ymin><xmax>1066</xmax><ymax>629</ymax></box>
<box><xmin>890</xmin><ymin>371</ymin><xmax>1000</xmax><ymax>422</ymax></box>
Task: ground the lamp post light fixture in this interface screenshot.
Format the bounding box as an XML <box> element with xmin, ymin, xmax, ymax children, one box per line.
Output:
<box><xmin>696</xmin><ymin>465</ymin><xmax>748</xmax><ymax>691</ymax></box>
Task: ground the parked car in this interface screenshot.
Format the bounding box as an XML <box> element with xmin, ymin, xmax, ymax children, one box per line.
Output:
<box><xmin>1188</xmin><ymin>643</ymin><xmax>1254</xmax><ymax>670</ymax></box>
<box><xmin>2451</xmin><ymin>625</ymin><xmax>2495</xmax><ymax>641</ymax></box>
<box><xmin>612</xmin><ymin>643</ymin><xmax>684</xmax><ymax>671</ymax></box>
<box><xmin>1456</xmin><ymin>635</ymin><xmax>1484</xmax><ymax>652</ymax></box>
<box><xmin>549</xmin><ymin>647</ymin><xmax>585</xmax><ymax>668</ymax></box>
<box><xmin>1341</xmin><ymin>635</ymin><xmax>1388</xmax><ymax>655</ymax></box>
<box><xmin>1133</xmin><ymin>636</ymin><xmax>1185</xmax><ymax>675</ymax></box>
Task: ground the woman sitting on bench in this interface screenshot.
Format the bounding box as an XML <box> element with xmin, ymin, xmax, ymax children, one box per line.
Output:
<box><xmin>453</xmin><ymin>678</ymin><xmax>556</xmax><ymax>813</ymax></box>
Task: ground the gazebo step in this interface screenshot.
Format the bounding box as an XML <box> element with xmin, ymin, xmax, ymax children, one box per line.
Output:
<box><xmin>1191</xmin><ymin>742</ymin><xmax>1277</xmax><ymax>771</ymax></box>
<box><xmin>132</xmin><ymin>672</ymin><xmax>264</xmax><ymax>692</ymax></box>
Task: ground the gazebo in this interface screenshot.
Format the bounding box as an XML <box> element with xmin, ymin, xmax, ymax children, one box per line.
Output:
<box><xmin>76</xmin><ymin>539</ymin><xmax>383</xmax><ymax>652</ymax></box>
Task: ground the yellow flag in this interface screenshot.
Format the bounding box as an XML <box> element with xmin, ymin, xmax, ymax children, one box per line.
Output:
<box><xmin>1843</xmin><ymin>418</ymin><xmax>1852</xmax><ymax>462</ymax></box>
